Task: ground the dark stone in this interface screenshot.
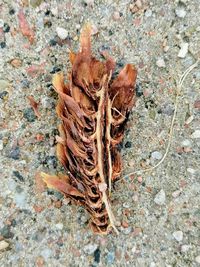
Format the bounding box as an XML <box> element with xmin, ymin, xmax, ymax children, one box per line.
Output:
<box><xmin>136</xmin><ymin>83</ymin><xmax>143</xmax><ymax>97</ymax></box>
<box><xmin>21</xmin><ymin>79</ymin><xmax>30</xmax><ymax>88</ymax></box>
<box><xmin>23</xmin><ymin>108</ymin><xmax>36</xmax><ymax>122</ymax></box>
<box><xmin>145</xmin><ymin>99</ymin><xmax>156</xmax><ymax>109</ymax></box>
<box><xmin>44</xmin><ymin>20</ymin><xmax>52</xmax><ymax>27</ymax></box>
<box><xmin>13</xmin><ymin>171</ymin><xmax>24</xmax><ymax>182</ymax></box>
<box><xmin>9</xmin><ymin>146</ymin><xmax>20</xmax><ymax>160</ymax></box>
<box><xmin>109</xmin><ymin>29</ymin><xmax>113</xmax><ymax>36</ymax></box>
<box><xmin>94</xmin><ymin>248</ymin><xmax>101</xmax><ymax>263</ymax></box>
<box><xmin>9</xmin><ymin>8</ymin><xmax>15</xmax><ymax>15</ymax></box>
<box><xmin>49</xmin><ymin>39</ymin><xmax>57</xmax><ymax>46</ymax></box>
<box><xmin>125</xmin><ymin>141</ymin><xmax>132</xmax><ymax>148</ymax></box>
<box><xmin>3</xmin><ymin>23</ymin><xmax>10</xmax><ymax>33</ymax></box>
<box><xmin>51</xmin><ymin>128</ymin><xmax>59</xmax><ymax>136</ymax></box>
<box><xmin>0</xmin><ymin>91</ymin><xmax>8</xmax><ymax>99</ymax></box>
<box><xmin>142</xmin><ymin>182</ymin><xmax>146</xmax><ymax>187</ymax></box>
<box><xmin>45</xmin><ymin>155</ymin><xmax>57</xmax><ymax>169</ymax></box>
<box><xmin>11</xmin><ymin>219</ymin><xmax>17</xmax><ymax>227</ymax></box>
<box><xmin>50</xmin><ymin>66</ymin><xmax>61</xmax><ymax>74</ymax></box>
<box><xmin>117</xmin><ymin>61</ymin><xmax>124</xmax><ymax>68</ymax></box>
<box><xmin>0</xmin><ymin>225</ymin><xmax>14</xmax><ymax>239</ymax></box>
<box><xmin>0</xmin><ymin>42</ymin><xmax>6</xmax><ymax>48</ymax></box>
<box><xmin>45</xmin><ymin>9</ymin><xmax>51</xmax><ymax>16</ymax></box>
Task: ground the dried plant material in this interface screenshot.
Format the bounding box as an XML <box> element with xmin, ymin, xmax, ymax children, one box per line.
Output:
<box><xmin>41</xmin><ymin>24</ymin><xmax>137</xmax><ymax>234</ymax></box>
<box><xmin>27</xmin><ymin>95</ymin><xmax>40</xmax><ymax>118</ymax></box>
<box><xmin>18</xmin><ymin>9</ymin><xmax>34</xmax><ymax>44</ymax></box>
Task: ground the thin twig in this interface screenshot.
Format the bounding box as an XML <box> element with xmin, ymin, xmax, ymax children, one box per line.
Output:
<box><xmin>121</xmin><ymin>59</ymin><xmax>199</xmax><ymax>181</ymax></box>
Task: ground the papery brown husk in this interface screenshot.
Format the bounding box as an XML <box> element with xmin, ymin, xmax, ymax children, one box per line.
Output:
<box><xmin>41</xmin><ymin>23</ymin><xmax>137</xmax><ymax>234</ymax></box>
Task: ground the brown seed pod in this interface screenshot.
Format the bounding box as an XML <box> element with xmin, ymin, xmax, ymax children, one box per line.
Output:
<box><xmin>41</xmin><ymin>23</ymin><xmax>137</xmax><ymax>234</ymax></box>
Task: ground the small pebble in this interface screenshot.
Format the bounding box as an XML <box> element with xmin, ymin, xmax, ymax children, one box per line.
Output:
<box><xmin>56</xmin><ymin>27</ymin><xmax>68</xmax><ymax>40</ymax></box>
<box><xmin>172</xmin><ymin>190</ymin><xmax>181</xmax><ymax>198</ymax></box>
<box><xmin>14</xmin><ymin>191</ymin><xmax>27</xmax><ymax>208</ymax></box>
<box><xmin>156</xmin><ymin>58</ymin><xmax>166</xmax><ymax>68</ymax></box>
<box><xmin>181</xmin><ymin>139</ymin><xmax>191</xmax><ymax>147</ymax></box>
<box><xmin>195</xmin><ymin>255</ymin><xmax>200</xmax><ymax>264</ymax></box>
<box><xmin>187</xmin><ymin>168</ymin><xmax>196</xmax><ymax>174</ymax></box>
<box><xmin>149</xmin><ymin>262</ymin><xmax>156</xmax><ymax>267</ymax></box>
<box><xmin>83</xmin><ymin>243</ymin><xmax>98</xmax><ymax>255</ymax></box>
<box><xmin>106</xmin><ymin>251</ymin><xmax>115</xmax><ymax>265</ymax></box>
<box><xmin>194</xmin><ymin>100</ymin><xmax>200</xmax><ymax>109</ymax></box>
<box><xmin>8</xmin><ymin>147</ymin><xmax>20</xmax><ymax>160</ymax></box>
<box><xmin>0</xmin><ymin>79</ymin><xmax>10</xmax><ymax>90</ymax></box>
<box><xmin>191</xmin><ymin>130</ymin><xmax>200</xmax><ymax>139</ymax></box>
<box><xmin>0</xmin><ymin>225</ymin><xmax>14</xmax><ymax>239</ymax></box>
<box><xmin>113</xmin><ymin>11</ymin><xmax>120</xmax><ymax>21</ymax></box>
<box><xmin>178</xmin><ymin>43</ymin><xmax>189</xmax><ymax>58</ymax></box>
<box><xmin>94</xmin><ymin>248</ymin><xmax>101</xmax><ymax>263</ymax></box>
<box><xmin>13</xmin><ymin>171</ymin><xmax>24</xmax><ymax>182</ymax></box>
<box><xmin>123</xmin><ymin>226</ymin><xmax>132</xmax><ymax>235</ymax></box>
<box><xmin>0</xmin><ymin>42</ymin><xmax>6</xmax><ymax>48</ymax></box>
<box><xmin>3</xmin><ymin>23</ymin><xmax>10</xmax><ymax>33</ymax></box>
<box><xmin>151</xmin><ymin>151</ymin><xmax>163</xmax><ymax>160</ymax></box>
<box><xmin>181</xmin><ymin>245</ymin><xmax>191</xmax><ymax>253</ymax></box>
<box><xmin>23</xmin><ymin>108</ymin><xmax>36</xmax><ymax>122</ymax></box>
<box><xmin>154</xmin><ymin>189</ymin><xmax>166</xmax><ymax>205</ymax></box>
<box><xmin>0</xmin><ymin>19</ymin><xmax>4</xmax><ymax>28</ymax></box>
<box><xmin>0</xmin><ymin>240</ymin><xmax>9</xmax><ymax>251</ymax></box>
<box><xmin>0</xmin><ymin>140</ymin><xmax>3</xmax><ymax>150</ymax></box>
<box><xmin>55</xmin><ymin>223</ymin><xmax>63</xmax><ymax>230</ymax></box>
<box><xmin>173</xmin><ymin>230</ymin><xmax>183</xmax><ymax>242</ymax></box>
<box><xmin>84</xmin><ymin>0</ymin><xmax>94</xmax><ymax>6</ymax></box>
<box><xmin>175</xmin><ymin>7</ymin><xmax>186</xmax><ymax>18</ymax></box>
<box><xmin>41</xmin><ymin>248</ymin><xmax>52</xmax><ymax>260</ymax></box>
<box><xmin>145</xmin><ymin>9</ymin><xmax>152</xmax><ymax>17</ymax></box>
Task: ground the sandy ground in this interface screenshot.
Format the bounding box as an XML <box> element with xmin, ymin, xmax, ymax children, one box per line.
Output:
<box><xmin>0</xmin><ymin>0</ymin><xmax>200</xmax><ymax>266</ymax></box>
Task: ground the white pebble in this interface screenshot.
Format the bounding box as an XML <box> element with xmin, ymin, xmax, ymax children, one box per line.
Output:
<box><xmin>195</xmin><ymin>255</ymin><xmax>200</xmax><ymax>264</ymax></box>
<box><xmin>181</xmin><ymin>245</ymin><xmax>191</xmax><ymax>252</ymax></box>
<box><xmin>154</xmin><ymin>189</ymin><xmax>166</xmax><ymax>205</ymax></box>
<box><xmin>151</xmin><ymin>151</ymin><xmax>163</xmax><ymax>160</ymax></box>
<box><xmin>55</xmin><ymin>223</ymin><xmax>63</xmax><ymax>230</ymax></box>
<box><xmin>191</xmin><ymin>129</ymin><xmax>200</xmax><ymax>139</ymax></box>
<box><xmin>0</xmin><ymin>19</ymin><xmax>4</xmax><ymax>28</ymax></box>
<box><xmin>172</xmin><ymin>190</ymin><xmax>181</xmax><ymax>198</ymax></box>
<box><xmin>83</xmin><ymin>243</ymin><xmax>98</xmax><ymax>255</ymax></box>
<box><xmin>41</xmin><ymin>248</ymin><xmax>52</xmax><ymax>260</ymax></box>
<box><xmin>0</xmin><ymin>140</ymin><xmax>3</xmax><ymax>150</ymax></box>
<box><xmin>178</xmin><ymin>43</ymin><xmax>189</xmax><ymax>58</ymax></box>
<box><xmin>187</xmin><ymin>168</ymin><xmax>196</xmax><ymax>174</ymax></box>
<box><xmin>156</xmin><ymin>58</ymin><xmax>166</xmax><ymax>68</ymax></box>
<box><xmin>56</xmin><ymin>27</ymin><xmax>68</xmax><ymax>40</ymax></box>
<box><xmin>14</xmin><ymin>192</ymin><xmax>27</xmax><ymax>208</ymax></box>
<box><xmin>175</xmin><ymin>7</ymin><xmax>186</xmax><ymax>18</ymax></box>
<box><xmin>145</xmin><ymin>9</ymin><xmax>152</xmax><ymax>17</ymax></box>
<box><xmin>0</xmin><ymin>240</ymin><xmax>9</xmax><ymax>251</ymax></box>
<box><xmin>181</xmin><ymin>139</ymin><xmax>191</xmax><ymax>147</ymax></box>
<box><xmin>149</xmin><ymin>262</ymin><xmax>156</xmax><ymax>267</ymax></box>
<box><xmin>173</xmin><ymin>231</ymin><xmax>183</xmax><ymax>242</ymax></box>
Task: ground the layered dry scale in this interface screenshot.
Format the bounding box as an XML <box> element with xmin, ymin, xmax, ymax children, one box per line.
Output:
<box><xmin>41</xmin><ymin>24</ymin><xmax>137</xmax><ymax>234</ymax></box>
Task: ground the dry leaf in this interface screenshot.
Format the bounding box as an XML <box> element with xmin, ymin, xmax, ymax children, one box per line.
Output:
<box><xmin>27</xmin><ymin>95</ymin><xmax>41</xmax><ymax>118</ymax></box>
<box><xmin>41</xmin><ymin>23</ymin><xmax>137</xmax><ymax>234</ymax></box>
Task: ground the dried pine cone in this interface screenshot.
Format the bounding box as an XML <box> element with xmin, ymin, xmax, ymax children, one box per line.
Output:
<box><xmin>41</xmin><ymin>24</ymin><xmax>137</xmax><ymax>234</ymax></box>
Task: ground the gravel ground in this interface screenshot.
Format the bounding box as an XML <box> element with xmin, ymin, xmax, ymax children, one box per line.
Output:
<box><xmin>0</xmin><ymin>0</ymin><xmax>200</xmax><ymax>266</ymax></box>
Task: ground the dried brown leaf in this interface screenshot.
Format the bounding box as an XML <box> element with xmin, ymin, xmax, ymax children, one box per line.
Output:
<box><xmin>27</xmin><ymin>96</ymin><xmax>40</xmax><ymax>118</ymax></box>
